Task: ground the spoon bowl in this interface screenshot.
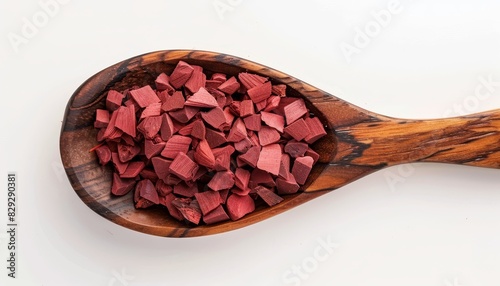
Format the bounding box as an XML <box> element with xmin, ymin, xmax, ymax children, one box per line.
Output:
<box><xmin>60</xmin><ymin>50</ymin><xmax>500</xmax><ymax>237</ymax></box>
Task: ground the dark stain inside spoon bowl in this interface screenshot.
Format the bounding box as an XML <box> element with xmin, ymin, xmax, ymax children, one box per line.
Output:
<box><xmin>60</xmin><ymin>50</ymin><xmax>338</xmax><ymax>237</ymax></box>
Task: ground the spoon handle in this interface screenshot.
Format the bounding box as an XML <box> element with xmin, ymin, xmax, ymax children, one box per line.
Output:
<box><xmin>335</xmin><ymin>109</ymin><xmax>500</xmax><ymax>168</ymax></box>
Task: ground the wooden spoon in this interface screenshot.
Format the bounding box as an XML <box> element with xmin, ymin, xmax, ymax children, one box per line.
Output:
<box><xmin>60</xmin><ymin>50</ymin><xmax>500</xmax><ymax>237</ymax></box>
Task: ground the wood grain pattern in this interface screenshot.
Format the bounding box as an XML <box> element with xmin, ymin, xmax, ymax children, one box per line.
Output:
<box><xmin>305</xmin><ymin>104</ymin><xmax>500</xmax><ymax>191</ymax></box>
<box><xmin>60</xmin><ymin>50</ymin><xmax>500</xmax><ymax>237</ymax></box>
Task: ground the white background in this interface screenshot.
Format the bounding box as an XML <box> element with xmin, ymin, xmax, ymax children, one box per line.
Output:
<box><xmin>1</xmin><ymin>0</ymin><xmax>500</xmax><ymax>285</ymax></box>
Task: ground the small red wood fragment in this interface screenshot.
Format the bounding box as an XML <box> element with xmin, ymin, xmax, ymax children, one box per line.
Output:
<box><xmin>172</xmin><ymin>198</ymin><xmax>201</xmax><ymax>225</ymax></box>
<box><xmin>258</xmin><ymin>126</ymin><xmax>281</xmax><ymax>146</ymax></box>
<box><xmin>205</xmin><ymin>128</ymin><xmax>227</xmax><ymax>148</ymax></box>
<box><xmin>134</xmin><ymin>180</ymin><xmax>159</xmax><ymax>206</ymax></box>
<box><xmin>185</xmin><ymin>87</ymin><xmax>218</xmax><ymax>108</ymax></box>
<box><xmin>274</xmin><ymin>97</ymin><xmax>298</xmax><ymax>116</ymax></box>
<box><xmin>212</xmin><ymin>145</ymin><xmax>235</xmax><ymax>157</ymax></box>
<box><xmin>263</xmin><ymin>96</ymin><xmax>281</xmax><ymax>112</ymax></box>
<box><xmin>169</xmin><ymin>106</ymin><xmax>199</xmax><ymax>124</ymax></box>
<box><xmin>272</xmin><ymin>84</ymin><xmax>287</xmax><ymax>97</ymax></box>
<box><xmin>207</xmin><ymin>171</ymin><xmax>235</xmax><ymax>191</ymax></box>
<box><xmin>106</xmin><ymin>90</ymin><xmax>124</xmax><ymax>111</ymax></box>
<box><xmin>161</xmin><ymin>135</ymin><xmax>192</xmax><ymax>159</ymax></box>
<box><xmin>255</xmin><ymin>186</ymin><xmax>284</xmax><ymax>206</ymax></box>
<box><xmin>207</xmin><ymin>87</ymin><xmax>226</xmax><ymax>99</ymax></box>
<box><xmin>137</xmin><ymin>115</ymin><xmax>162</xmax><ymax>139</ymax></box>
<box><xmin>226</xmin><ymin>194</ymin><xmax>255</xmax><ymax>221</ymax></box>
<box><xmin>227</xmin><ymin>118</ymin><xmax>247</xmax><ymax>142</ymax></box>
<box><xmin>248</xmin><ymin>131</ymin><xmax>260</xmax><ymax>147</ymax></box>
<box><xmin>111</xmin><ymin>173</ymin><xmax>135</xmax><ymax>196</ymax></box>
<box><xmin>185</xmin><ymin>66</ymin><xmax>206</xmax><ymax>93</ymax></box>
<box><xmin>292</xmin><ymin>156</ymin><xmax>314</xmax><ymax>185</ymax></box>
<box><xmin>194</xmin><ymin>191</ymin><xmax>221</xmax><ymax>215</ymax></box>
<box><xmin>239</xmin><ymin>100</ymin><xmax>254</xmax><ymax>117</ymax></box>
<box><xmin>157</xmin><ymin>90</ymin><xmax>169</xmax><ymax>103</ymax></box>
<box><xmin>192</xmin><ymin>166</ymin><xmax>208</xmax><ymax>182</ymax></box>
<box><xmin>205</xmin><ymin>79</ymin><xmax>222</xmax><ymax>89</ymax></box>
<box><xmin>238</xmin><ymin>72</ymin><xmax>267</xmax><ymax>90</ymax></box>
<box><xmin>186</xmin><ymin>149</ymin><xmax>196</xmax><ymax>161</ymax></box>
<box><xmin>194</xmin><ymin>139</ymin><xmax>215</xmax><ymax>169</ymax></box>
<box><xmin>284</xmin><ymin>118</ymin><xmax>309</xmax><ymax>141</ymax></box>
<box><xmin>124</xmin><ymin>97</ymin><xmax>141</xmax><ymax>111</ymax></box>
<box><xmin>169</xmin><ymin>61</ymin><xmax>194</xmax><ymax>89</ymax></box>
<box><xmin>257</xmin><ymin>144</ymin><xmax>281</xmax><ymax>175</ymax></box>
<box><xmin>219</xmin><ymin>189</ymin><xmax>230</xmax><ymax>204</ymax></box>
<box><xmin>140</xmin><ymin>102</ymin><xmax>162</xmax><ymax>119</ymax></box>
<box><xmin>217</xmin><ymin>76</ymin><xmax>240</xmax><ymax>95</ymax></box>
<box><xmin>117</xmin><ymin>143</ymin><xmax>141</xmax><ymax>163</ymax></box>
<box><xmin>254</xmin><ymin>99</ymin><xmax>267</xmax><ymax>112</ymax></box>
<box><xmin>259</xmin><ymin>106</ymin><xmax>281</xmax><ymax>127</ymax></box>
<box><xmin>249</xmin><ymin>168</ymin><xmax>276</xmax><ymax>189</ymax></box>
<box><xmin>177</xmin><ymin>120</ymin><xmax>196</xmax><ymax>136</ymax></box>
<box><xmin>231</xmin><ymin>187</ymin><xmax>251</xmax><ymax>196</ymax></box>
<box><xmin>171</xmin><ymin>118</ymin><xmax>184</xmax><ymax>134</ymax></box>
<box><xmin>159</xmin><ymin>113</ymin><xmax>175</xmax><ymax>141</ymax></box>
<box><xmin>140</xmin><ymin>168</ymin><xmax>158</xmax><ymax>182</ymax></box>
<box><xmin>247</xmin><ymin>81</ymin><xmax>272</xmax><ymax>103</ymax></box>
<box><xmin>94</xmin><ymin>109</ymin><xmax>110</xmax><ymax>128</ymax></box>
<box><xmin>111</xmin><ymin>152</ymin><xmax>129</xmax><ymax>175</ymax></box>
<box><xmin>155</xmin><ymin>179</ymin><xmax>172</xmax><ymax>196</ymax></box>
<box><xmin>234</xmin><ymin>136</ymin><xmax>254</xmax><ymax>153</ymax></box>
<box><xmin>173</xmin><ymin>182</ymin><xmax>198</xmax><ymax>198</ymax></box>
<box><xmin>135</xmin><ymin>179</ymin><xmax>159</xmax><ymax>205</ymax></box>
<box><xmin>191</xmin><ymin>119</ymin><xmax>206</xmax><ymax>140</ymax></box>
<box><xmin>214</xmin><ymin>151</ymin><xmax>231</xmax><ymax>171</ymax></box>
<box><xmin>305</xmin><ymin>148</ymin><xmax>320</xmax><ymax>164</ymax></box>
<box><xmin>284</xmin><ymin>98</ymin><xmax>308</xmax><ymax>124</ymax></box>
<box><xmin>106</xmin><ymin>128</ymin><xmax>123</xmax><ymax>141</ymax></box>
<box><xmin>203</xmin><ymin>205</ymin><xmax>230</xmax><ymax>224</ymax></box>
<box><xmin>96</xmin><ymin>131</ymin><xmax>106</xmax><ymax>145</ymax></box>
<box><xmin>96</xmin><ymin>68</ymin><xmax>328</xmax><ymax>224</ymax></box>
<box><xmin>223</xmin><ymin>107</ymin><xmax>235</xmax><ymax>127</ymax></box>
<box><xmin>134</xmin><ymin>196</ymin><xmax>155</xmax><ymax>209</ymax></box>
<box><xmin>154</xmin><ymin>180</ymin><xmax>172</xmax><ymax>197</ymax></box>
<box><xmin>115</xmin><ymin>105</ymin><xmax>136</xmax><ymax>137</ymax></box>
<box><xmin>164</xmin><ymin>174</ymin><xmax>182</xmax><ymax>185</ymax></box>
<box><xmin>151</xmin><ymin>156</ymin><xmax>172</xmax><ymax>181</ymax></box>
<box><xmin>159</xmin><ymin>193</ymin><xmax>183</xmax><ymax>221</ymax></box>
<box><xmin>234</xmin><ymin>168</ymin><xmax>250</xmax><ymax>191</ymax></box>
<box><xmin>303</xmin><ymin>117</ymin><xmax>327</xmax><ymax>144</ymax></box>
<box><xmin>212</xmin><ymin>145</ymin><xmax>234</xmax><ymax>171</ymax></box>
<box><xmin>238</xmin><ymin>145</ymin><xmax>260</xmax><ymax>168</ymax></box>
<box><xmin>120</xmin><ymin>161</ymin><xmax>145</xmax><ymax>178</ymax></box>
<box><xmin>236</xmin><ymin>156</ymin><xmax>247</xmax><ymax>167</ymax></box>
<box><xmin>161</xmin><ymin>91</ymin><xmax>185</xmax><ymax>112</ymax></box>
<box><xmin>201</xmin><ymin>107</ymin><xmax>226</xmax><ymax>130</ymax></box>
<box><xmin>155</xmin><ymin>73</ymin><xmax>175</xmax><ymax>94</ymax></box>
<box><xmin>134</xmin><ymin>180</ymin><xmax>160</xmax><ymax>208</ymax></box>
<box><xmin>284</xmin><ymin>140</ymin><xmax>309</xmax><ymax>158</ymax></box>
<box><xmin>243</xmin><ymin>114</ymin><xmax>261</xmax><ymax>131</ymax></box>
<box><xmin>169</xmin><ymin>152</ymin><xmax>199</xmax><ymax>181</ymax></box>
<box><xmin>144</xmin><ymin>139</ymin><xmax>165</xmax><ymax>159</ymax></box>
<box><xmin>129</xmin><ymin>85</ymin><xmax>160</xmax><ymax>108</ymax></box>
<box><xmin>276</xmin><ymin>174</ymin><xmax>300</xmax><ymax>194</ymax></box>
<box><xmin>278</xmin><ymin>153</ymin><xmax>291</xmax><ymax>179</ymax></box>
<box><xmin>228</xmin><ymin>101</ymin><xmax>241</xmax><ymax>116</ymax></box>
<box><xmin>211</xmin><ymin>73</ymin><xmax>227</xmax><ymax>83</ymax></box>
<box><xmin>215</xmin><ymin>93</ymin><xmax>227</xmax><ymax>109</ymax></box>
<box><xmin>94</xmin><ymin>144</ymin><xmax>111</xmax><ymax>165</ymax></box>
